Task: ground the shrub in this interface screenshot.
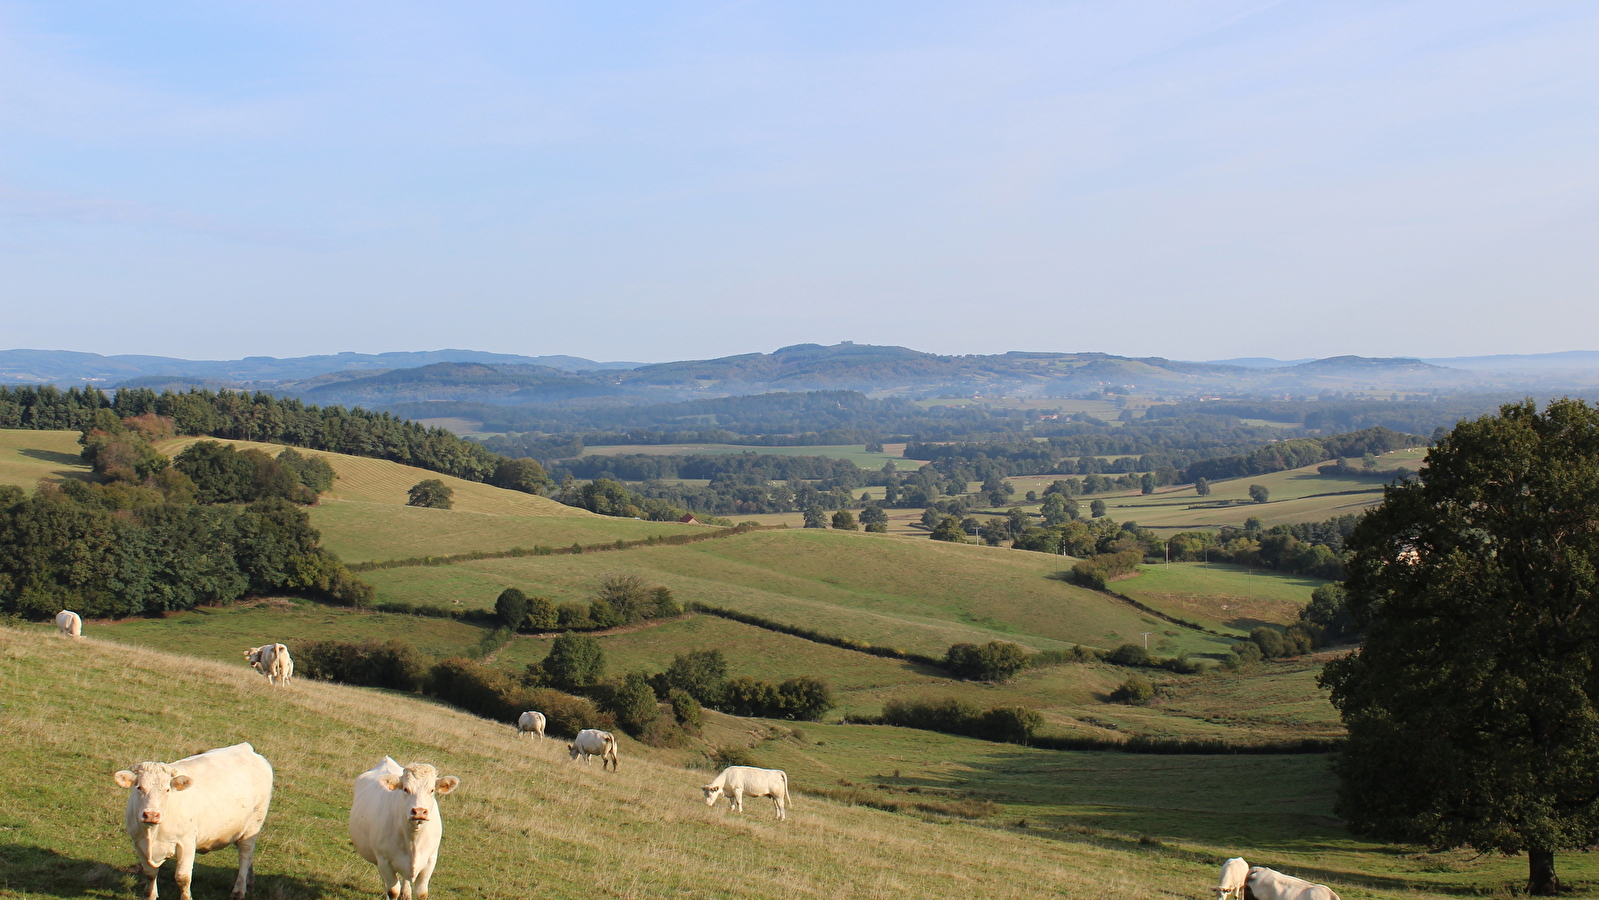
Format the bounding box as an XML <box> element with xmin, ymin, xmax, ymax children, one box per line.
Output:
<box><xmin>1111</xmin><ymin>675</ymin><xmax>1155</xmax><ymax>705</ymax></box>
<box><xmin>720</xmin><ymin>676</ymin><xmax>782</xmax><ymax>717</ymax></box>
<box><xmin>1107</xmin><ymin>643</ymin><xmax>1150</xmax><ymax>667</ymax></box>
<box><xmin>555</xmin><ymin>602</ymin><xmax>592</xmax><ymax>630</ymax></box>
<box><xmin>606</xmin><ymin>672</ymin><xmax>660</xmax><ymax>737</ymax></box>
<box><xmin>945</xmin><ymin>641</ymin><xmax>1031</xmax><ymax>682</ymax></box>
<box><xmin>495</xmin><ymin>587</ymin><xmax>529</xmax><ymax>630</ymax></box>
<box><xmin>881</xmin><ymin>697</ymin><xmax>1042</xmax><ymax>743</ymax></box>
<box><xmin>592</xmin><ymin>573</ymin><xmax>652</xmax><ymax>625</ymax></box>
<box><xmin>649</xmin><ymin>586</ymin><xmax>682</xmax><ymax>618</ymax></box>
<box><xmin>669</xmin><ymin>689</ymin><xmax>702</xmax><ymax>730</ymax></box>
<box><xmin>542</xmin><ymin>632</ymin><xmax>605</xmax><ymax>690</ymax></box>
<box><xmin>1249</xmin><ymin>626</ymin><xmax>1286</xmax><ymax>659</ymax></box>
<box><xmin>776</xmin><ymin>675</ymin><xmax>836</xmax><ymax>721</ymax></box>
<box><xmin>976</xmin><ymin>706</ymin><xmax>1044</xmax><ymax>742</ymax></box>
<box><xmin>299</xmin><ymin>639</ymin><xmax>430</xmax><ymax>692</ymax></box>
<box><xmin>660</xmin><ymin>649</ymin><xmax>728</xmax><ymax>705</ymax></box>
<box><xmin>524</xmin><ymin>595</ymin><xmax>559</xmax><ymax>631</ymax></box>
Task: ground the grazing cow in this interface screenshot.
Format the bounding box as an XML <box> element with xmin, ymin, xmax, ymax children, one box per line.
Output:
<box><xmin>349</xmin><ymin>757</ymin><xmax>460</xmax><ymax>900</ymax></box>
<box><xmin>243</xmin><ymin>643</ymin><xmax>293</xmax><ymax>686</ymax></box>
<box><xmin>1216</xmin><ymin>857</ymin><xmax>1249</xmax><ymax>900</ymax></box>
<box><xmin>702</xmin><ymin>765</ymin><xmax>790</xmax><ymax>821</ymax></box>
<box><xmin>515</xmin><ymin>711</ymin><xmax>546</xmax><ymax>741</ymax></box>
<box><xmin>1245</xmin><ymin>866</ymin><xmax>1341</xmax><ymax>900</ymax></box>
<box><xmin>567</xmin><ymin>729</ymin><xmax>619</xmax><ymax>771</ymax></box>
<box><xmin>55</xmin><ymin>609</ymin><xmax>83</xmax><ymax>638</ymax></box>
<box><xmin>113</xmin><ymin>742</ymin><xmax>274</xmax><ymax>900</ymax></box>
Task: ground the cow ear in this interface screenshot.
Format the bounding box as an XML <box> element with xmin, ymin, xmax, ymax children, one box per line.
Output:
<box><xmin>436</xmin><ymin>776</ymin><xmax>459</xmax><ymax>795</ymax></box>
<box><xmin>378</xmin><ymin>774</ymin><xmax>401</xmax><ymax>791</ymax></box>
<box><xmin>171</xmin><ymin>775</ymin><xmax>193</xmax><ymax>791</ymax></box>
<box><xmin>114</xmin><ymin>770</ymin><xmax>137</xmax><ymax>788</ymax></box>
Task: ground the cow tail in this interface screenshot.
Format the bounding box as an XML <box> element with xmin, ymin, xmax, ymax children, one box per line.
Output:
<box><xmin>782</xmin><ymin>770</ymin><xmax>791</xmax><ymax>805</ymax></box>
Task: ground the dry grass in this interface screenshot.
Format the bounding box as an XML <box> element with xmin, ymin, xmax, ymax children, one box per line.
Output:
<box><xmin>0</xmin><ymin>626</ymin><xmax>1270</xmax><ymax>900</ymax></box>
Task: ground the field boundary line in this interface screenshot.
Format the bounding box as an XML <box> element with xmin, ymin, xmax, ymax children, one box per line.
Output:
<box><xmin>346</xmin><ymin>522</ymin><xmax>783</xmax><ymax>572</ymax></box>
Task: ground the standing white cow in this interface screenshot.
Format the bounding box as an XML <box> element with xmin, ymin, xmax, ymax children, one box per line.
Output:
<box><xmin>55</xmin><ymin>609</ymin><xmax>82</xmax><ymax>638</ymax></box>
<box><xmin>515</xmin><ymin>711</ymin><xmax>546</xmax><ymax>741</ymax></box>
<box><xmin>349</xmin><ymin>757</ymin><xmax>460</xmax><ymax>900</ymax></box>
<box><xmin>113</xmin><ymin>742</ymin><xmax>274</xmax><ymax>900</ymax></box>
<box><xmin>243</xmin><ymin>643</ymin><xmax>293</xmax><ymax>686</ymax></box>
<box><xmin>1246</xmin><ymin>866</ymin><xmax>1341</xmax><ymax>900</ymax></box>
<box><xmin>702</xmin><ymin>765</ymin><xmax>790</xmax><ymax>821</ymax></box>
<box><xmin>1215</xmin><ymin>857</ymin><xmax>1249</xmax><ymax>900</ymax></box>
<box><xmin>567</xmin><ymin>729</ymin><xmax>618</xmax><ymax>771</ymax></box>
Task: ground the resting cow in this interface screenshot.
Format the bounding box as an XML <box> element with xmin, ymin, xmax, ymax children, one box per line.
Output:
<box><xmin>568</xmin><ymin>729</ymin><xmax>619</xmax><ymax>771</ymax></box>
<box><xmin>516</xmin><ymin>711</ymin><xmax>546</xmax><ymax>741</ymax></box>
<box><xmin>349</xmin><ymin>757</ymin><xmax>460</xmax><ymax>900</ymax></box>
<box><xmin>243</xmin><ymin>643</ymin><xmax>293</xmax><ymax>686</ymax></box>
<box><xmin>1246</xmin><ymin>866</ymin><xmax>1341</xmax><ymax>900</ymax></box>
<box><xmin>55</xmin><ymin>609</ymin><xmax>82</xmax><ymax>638</ymax></box>
<box><xmin>113</xmin><ymin>742</ymin><xmax>274</xmax><ymax>900</ymax></box>
<box><xmin>1216</xmin><ymin>857</ymin><xmax>1248</xmax><ymax>900</ymax></box>
<box><xmin>702</xmin><ymin>765</ymin><xmax>790</xmax><ymax>821</ymax></box>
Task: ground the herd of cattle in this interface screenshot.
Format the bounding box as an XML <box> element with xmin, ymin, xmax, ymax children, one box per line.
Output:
<box><xmin>56</xmin><ymin>613</ymin><xmax>1339</xmax><ymax>899</ymax></box>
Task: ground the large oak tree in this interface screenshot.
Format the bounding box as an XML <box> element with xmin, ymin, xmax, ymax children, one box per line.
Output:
<box><xmin>1322</xmin><ymin>398</ymin><xmax>1599</xmax><ymax>894</ymax></box>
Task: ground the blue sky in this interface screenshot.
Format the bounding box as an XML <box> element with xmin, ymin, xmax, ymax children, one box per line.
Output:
<box><xmin>2</xmin><ymin>1</ymin><xmax>1596</xmax><ymax>363</ymax></box>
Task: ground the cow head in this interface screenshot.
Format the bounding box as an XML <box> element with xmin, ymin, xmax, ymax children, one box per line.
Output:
<box><xmin>701</xmin><ymin>784</ymin><xmax>724</xmax><ymax>806</ymax></box>
<box><xmin>377</xmin><ymin>763</ymin><xmax>459</xmax><ymax>823</ymax></box>
<box><xmin>243</xmin><ymin>646</ymin><xmax>263</xmax><ymax>668</ymax></box>
<box><xmin>114</xmin><ymin>762</ymin><xmax>193</xmax><ymax>826</ymax></box>
<box><xmin>567</xmin><ymin>742</ymin><xmax>578</xmax><ymax>760</ymax></box>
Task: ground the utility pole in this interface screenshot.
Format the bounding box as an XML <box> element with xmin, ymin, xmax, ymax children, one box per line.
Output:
<box><xmin>1141</xmin><ymin>632</ymin><xmax>1154</xmax><ymax>650</ymax></box>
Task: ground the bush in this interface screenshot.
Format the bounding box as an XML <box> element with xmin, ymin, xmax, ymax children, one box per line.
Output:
<box><xmin>776</xmin><ymin>675</ymin><xmax>836</xmax><ymax>721</ymax></box>
<box><xmin>1249</xmin><ymin>627</ymin><xmax>1286</xmax><ymax>659</ymax></box>
<box><xmin>555</xmin><ymin>602</ymin><xmax>592</xmax><ymax>630</ymax></box>
<box><xmin>1110</xmin><ymin>675</ymin><xmax>1155</xmax><ymax>705</ymax></box>
<box><xmin>1070</xmin><ymin>549</ymin><xmax>1143</xmax><ymax>590</ymax></box>
<box><xmin>299</xmin><ymin>639</ymin><xmax>430</xmax><ymax>692</ymax></box>
<box><xmin>880</xmin><ymin>697</ymin><xmax>1041</xmax><ymax>744</ymax></box>
<box><xmin>719</xmin><ymin>676</ymin><xmax>782</xmax><ymax>717</ymax></box>
<box><xmin>660</xmin><ymin>649</ymin><xmax>729</xmax><ymax>705</ymax></box>
<box><xmin>542</xmin><ymin>632</ymin><xmax>605</xmax><ymax>690</ymax></box>
<box><xmin>650</xmin><ymin>586</ymin><xmax>682</xmax><ymax>618</ymax></box>
<box><xmin>428</xmin><ymin>657</ymin><xmax>600</xmax><ymax>734</ymax></box>
<box><xmin>1107</xmin><ymin>643</ymin><xmax>1151</xmax><ymax>667</ymax></box>
<box><xmin>945</xmin><ymin>640</ymin><xmax>1031</xmax><ymax>682</ymax></box>
<box><xmin>524</xmin><ymin>595</ymin><xmax>559</xmax><ymax>631</ymax></box>
<box><xmin>495</xmin><ymin>587</ymin><xmax>529</xmax><ymax>630</ymax></box>
<box><xmin>606</xmin><ymin>672</ymin><xmax>660</xmax><ymax>737</ymax></box>
<box><xmin>669</xmin><ymin>689</ymin><xmax>702</xmax><ymax>730</ymax></box>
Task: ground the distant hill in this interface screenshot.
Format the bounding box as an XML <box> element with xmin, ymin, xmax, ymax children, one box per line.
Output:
<box><xmin>0</xmin><ymin>348</ymin><xmax>641</xmax><ymax>387</ymax></box>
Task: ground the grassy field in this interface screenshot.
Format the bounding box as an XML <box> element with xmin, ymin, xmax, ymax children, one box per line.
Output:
<box><xmin>0</xmin><ymin>428</ymin><xmax>95</xmax><ymax>489</ymax></box>
<box><xmin>1114</xmin><ymin>563</ymin><xmax>1328</xmax><ymax>635</ymax></box>
<box><xmin>3</xmin><ymin>625</ymin><xmax>1570</xmax><ymax>899</ymax></box>
<box><xmin>361</xmin><ymin>528</ymin><xmax>1241</xmax><ymax>659</ymax></box>
<box><xmin>495</xmin><ymin>612</ymin><xmax>1344</xmax><ymax>743</ymax></box>
<box><xmin>149</xmin><ymin>437</ymin><xmax>705</xmax><ymax>563</ymax></box>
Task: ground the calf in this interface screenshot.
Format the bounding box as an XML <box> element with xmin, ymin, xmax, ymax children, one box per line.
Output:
<box><xmin>243</xmin><ymin>644</ymin><xmax>293</xmax><ymax>686</ymax></box>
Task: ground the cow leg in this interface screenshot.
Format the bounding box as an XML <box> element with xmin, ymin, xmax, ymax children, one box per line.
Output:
<box><xmin>731</xmin><ymin>787</ymin><xmax>744</xmax><ymax>812</ymax></box>
<box><xmin>774</xmin><ymin>795</ymin><xmax>786</xmax><ymax>821</ymax></box>
<box><xmin>173</xmin><ymin>841</ymin><xmax>197</xmax><ymax>900</ymax></box>
<box><xmin>376</xmin><ymin>859</ymin><xmax>403</xmax><ymax>900</ymax></box>
<box><xmin>140</xmin><ymin>861</ymin><xmax>162</xmax><ymax>900</ymax></box>
<box><xmin>413</xmin><ymin>855</ymin><xmax>439</xmax><ymax>900</ymax></box>
<box><xmin>231</xmin><ymin>833</ymin><xmax>260</xmax><ymax>900</ymax></box>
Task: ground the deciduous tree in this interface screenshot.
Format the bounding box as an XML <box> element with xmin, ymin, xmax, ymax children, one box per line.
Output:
<box><xmin>1321</xmin><ymin>399</ymin><xmax>1599</xmax><ymax>895</ymax></box>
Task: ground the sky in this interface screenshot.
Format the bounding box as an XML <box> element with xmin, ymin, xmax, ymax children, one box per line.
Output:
<box><xmin>2</xmin><ymin>1</ymin><xmax>1597</xmax><ymax>364</ymax></box>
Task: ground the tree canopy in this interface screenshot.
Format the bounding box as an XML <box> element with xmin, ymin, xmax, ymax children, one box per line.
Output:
<box><xmin>1321</xmin><ymin>398</ymin><xmax>1599</xmax><ymax>895</ymax></box>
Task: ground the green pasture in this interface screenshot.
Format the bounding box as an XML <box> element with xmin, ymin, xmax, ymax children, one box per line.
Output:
<box><xmin>0</xmin><ymin>428</ymin><xmax>94</xmax><ymax>489</ymax></box>
<box><xmin>77</xmin><ymin>597</ymin><xmax>491</xmax><ymax>662</ymax></box>
<box><xmin>308</xmin><ymin>499</ymin><xmax>702</xmax><ymax>564</ymax></box>
<box><xmin>1114</xmin><ymin>563</ymin><xmax>1327</xmax><ymax>635</ymax></box>
<box><xmin>361</xmin><ymin>528</ymin><xmax>1240</xmax><ymax>659</ymax></box>
<box><xmin>13</xmin><ymin>625</ymin><xmax>1565</xmax><ymax>900</ymax></box>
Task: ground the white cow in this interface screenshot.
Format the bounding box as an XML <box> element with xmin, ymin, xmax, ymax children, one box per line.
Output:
<box><xmin>113</xmin><ymin>742</ymin><xmax>274</xmax><ymax>900</ymax></box>
<box><xmin>702</xmin><ymin>765</ymin><xmax>790</xmax><ymax>821</ymax></box>
<box><xmin>1246</xmin><ymin>866</ymin><xmax>1341</xmax><ymax>900</ymax></box>
<box><xmin>1216</xmin><ymin>857</ymin><xmax>1249</xmax><ymax>900</ymax></box>
<box><xmin>243</xmin><ymin>643</ymin><xmax>293</xmax><ymax>686</ymax></box>
<box><xmin>349</xmin><ymin>757</ymin><xmax>460</xmax><ymax>900</ymax></box>
<box><xmin>55</xmin><ymin>609</ymin><xmax>82</xmax><ymax>638</ymax></box>
<box><xmin>567</xmin><ymin>729</ymin><xmax>618</xmax><ymax>771</ymax></box>
<box><xmin>515</xmin><ymin>711</ymin><xmax>546</xmax><ymax>741</ymax></box>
